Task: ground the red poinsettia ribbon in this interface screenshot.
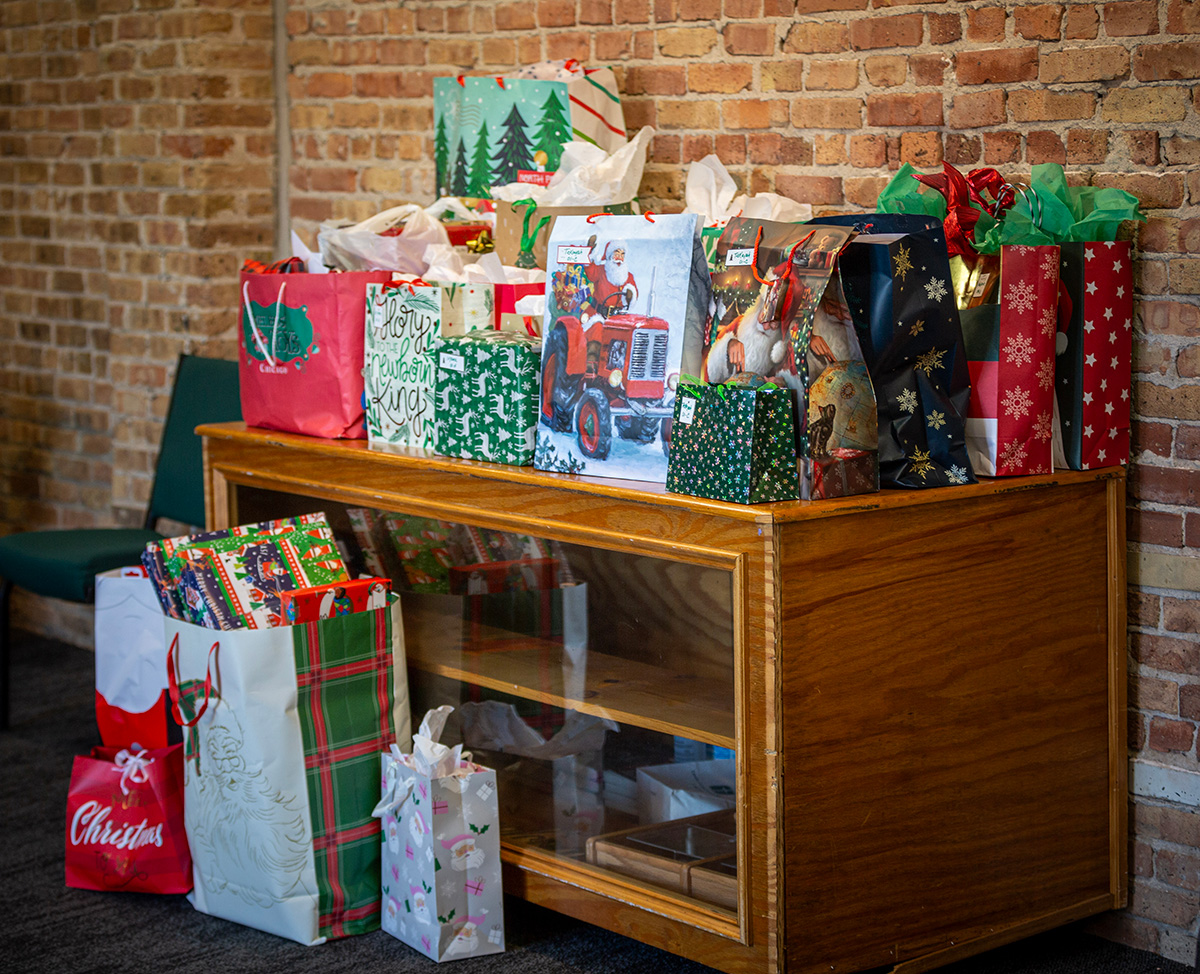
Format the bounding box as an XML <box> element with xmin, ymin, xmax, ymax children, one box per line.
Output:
<box><xmin>913</xmin><ymin>163</ymin><xmax>982</xmax><ymax>257</ymax></box>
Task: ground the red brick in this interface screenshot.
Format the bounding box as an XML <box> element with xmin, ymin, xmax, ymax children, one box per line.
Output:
<box><xmin>1180</xmin><ymin>345</ymin><xmax>1200</xmax><ymax>378</ymax></box>
<box><xmin>966</xmin><ymin>7</ymin><xmax>1006</xmax><ymax>39</ymax></box>
<box><xmin>944</xmin><ymin>133</ymin><xmax>981</xmax><ymax>165</ymax></box>
<box><xmin>1134</xmin><ymin>42</ymin><xmax>1200</xmax><ymax>81</ymax></box>
<box><xmin>957</xmin><ymin>47</ymin><xmax>1039</xmax><ymax>84</ymax></box>
<box><xmin>900</xmin><ymin>131</ymin><xmax>942</xmax><ymax>167</ymax></box>
<box><xmin>724</xmin><ymin>23</ymin><xmax>775</xmax><ymax>55</ymax></box>
<box><xmin>762</xmin><ymin>60</ymin><xmax>806</xmax><ymax>91</ymax></box>
<box><xmin>1136</xmin><ymin>674</ymin><xmax>1182</xmax><ymax>713</ymax></box>
<box><xmin>1016</xmin><ymin>3</ymin><xmax>1064</xmax><ymax>38</ymax></box>
<box><xmin>1167</xmin><ymin>0</ymin><xmax>1200</xmax><ymax>32</ymax></box>
<box><xmin>1128</xmin><ymin>589</ymin><xmax>1162</xmax><ymax>627</ymax></box>
<box><xmin>775</xmin><ymin>174</ymin><xmax>844</xmax><ymax>205</ymax></box>
<box><xmin>537</xmin><ymin>0</ymin><xmax>577</xmax><ymax>26</ymax></box>
<box><xmin>814</xmin><ymin>134</ymin><xmax>848</xmax><ymax>166</ymax></box>
<box><xmin>927</xmin><ymin>12</ymin><xmax>962</xmax><ymax>43</ymax></box>
<box><xmin>1104</xmin><ymin>0</ymin><xmax>1160</xmax><ymax>35</ymax></box>
<box><xmin>911</xmin><ymin>53</ymin><xmax>952</xmax><ymax>86</ymax></box>
<box><xmin>715</xmin><ymin>134</ymin><xmax>746</xmax><ymax>164</ymax></box>
<box><xmin>494</xmin><ymin>2</ymin><xmax>536</xmax><ymax>29</ymax></box>
<box><xmin>682</xmin><ymin>135</ymin><xmax>714</xmax><ymax>163</ymax></box>
<box><xmin>1148</xmin><ymin>717</ymin><xmax>1195</xmax><ymax>753</ymax></box>
<box><xmin>649</xmin><ymin>134</ymin><xmax>680</xmax><ymax>164</ymax></box>
<box><xmin>1066</xmin><ymin>128</ymin><xmax>1109</xmax><ymax>163</ymax></box>
<box><xmin>725</xmin><ymin>0</ymin><xmax>763</xmax><ymax>15</ymax></box>
<box><xmin>864</xmin><ymin>55</ymin><xmax>906</xmax><ymax>87</ymax></box>
<box><xmin>721</xmin><ymin>98</ymin><xmax>789</xmax><ymax>129</ymax></box>
<box><xmin>623</xmin><ymin>65</ymin><xmax>686</xmax><ymax>95</ymax></box>
<box><xmin>1164</xmin><ymin>596</ymin><xmax>1200</xmax><ymax>634</ymax></box>
<box><xmin>689</xmin><ymin>63</ymin><xmax>754</xmax><ymax>93</ymax></box>
<box><xmin>783</xmin><ymin>21</ymin><xmax>849</xmax><ymax>53</ymax></box>
<box><xmin>1010</xmin><ymin>89</ymin><xmax>1097</xmax><ymax>120</ymax></box>
<box><xmin>1128</xmin><ymin>129</ymin><xmax>1161</xmax><ymax>165</ymax></box>
<box><xmin>808</xmin><ymin>60</ymin><xmax>860</xmax><ymax>90</ymax></box>
<box><xmin>948</xmin><ymin>89</ymin><xmax>1006</xmax><ymax>129</ymax></box>
<box><xmin>792</xmin><ymin>96</ymin><xmax>863</xmax><ymax>129</ymax></box>
<box><xmin>866</xmin><ymin>91</ymin><xmax>943</xmax><ymax>126</ymax></box>
<box><xmin>1130</xmin><ymin>459</ymin><xmax>1200</xmax><ymax>504</ymax></box>
<box><xmin>1189</xmin><ymin>512</ymin><xmax>1200</xmax><ymax>546</ymax></box>
<box><xmin>1026</xmin><ymin>130</ymin><xmax>1067</xmax><ymax>164</ymax></box>
<box><xmin>849</xmin><ymin>13</ymin><xmax>923</xmax><ymax>48</ymax></box>
<box><xmin>580</xmin><ymin>0</ymin><xmax>614</xmax><ymax>23</ymax></box>
<box><xmin>849</xmin><ymin>134</ymin><xmax>887</xmax><ymax>168</ymax></box>
<box><xmin>1182</xmin><ymin>684</ymin><xmax>1200</xmax><ymax>721</ymax></box>
<box><xmin>794</xmin><ymin>0</ymin><xmax>868</xmax><ymax>10</ymax></box>
<box><xmin>1092</xmin><ymin>173</ymin><xmax>1186</xmax><ymax>209</ymax></box>
<box><xmin>616</xmin><ymin>0</ymin><xmax>650</xmax><ymax>22</ymax></box>
<box><xmin>747</xmin><ymin>132</ymin><xmax>782</xmax><ymax>163</ymax></box>
<box><xmin>1040</xmin><ymin>45</ymin><xmax>1130</xmax><ymax>81</ymax></box>
<box><xmin>1129</xmin><ymin>507</ymin><xmax>1184</xmax><ymax>544</ymax></box>
<box><xmin>1140</xmin><ymin>300</ymin><xmax>1200</xmax><ymax>337</ymax></box>
<box><xmin>1063</xmin><ymin>5</ymin><xmax>1100</xmax><ymax>39</ymax></box>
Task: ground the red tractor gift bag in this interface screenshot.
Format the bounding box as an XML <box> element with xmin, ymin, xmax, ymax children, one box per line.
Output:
<box><xmin>65</xmin><ymin>743</ymin><xmax>192</xmax><ymax>894</ymax></box>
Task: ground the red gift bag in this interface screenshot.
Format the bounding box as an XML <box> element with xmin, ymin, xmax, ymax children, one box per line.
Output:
<box><xmin>65</xmin><ymin>744</ymin><xmax>192</xmax><ymax>894</ymax></box>
<box><xmin>239</xmin><ymin>269</ymin><xmax>392</xmax><ymax>439</ymax></box>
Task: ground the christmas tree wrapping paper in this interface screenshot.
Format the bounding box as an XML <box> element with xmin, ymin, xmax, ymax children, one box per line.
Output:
<box><xmin>433</xmin><ymin>330</ymin><xmax>541</xmax><ymax>466</ymax></box>
<box><xmin>817</xmin><ymin>213</ymin><xmax>977</xmax><ymax>490</ymax></box>
<box><xmin>433</xmin><ymin>66</ymin><xmax>625</xmax><ymax>199</ymax></box>
<box><xmin>665</xmin><ymin>375</ymin><xmax>799</xmax><ymax>505</ymax></box>
<box><xmin>365</xmin><ymin>281</ymin><xmax>443</xmax><ymax>451</ymax></box>
<box><xmin>374</xmin><ymin>712</ymin><xmax>505</xmax><ymax>962</ymax></box>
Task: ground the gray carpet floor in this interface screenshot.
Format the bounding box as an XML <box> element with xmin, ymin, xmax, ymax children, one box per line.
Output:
<box><xmin>1</xmin><ymin>629</ymin><xmax>1192</xmax><ymax>974</ymax></box>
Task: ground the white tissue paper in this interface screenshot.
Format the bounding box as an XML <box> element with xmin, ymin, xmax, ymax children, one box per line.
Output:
<box><xmin>290</xmin><ymin>230</ymin><xmax>329</xmax><ymax>274</ymax></box>
<box><xmin>491</xmin><ymin>126</ymin><xmax>655</xmax><ymax>208</ymax></box>
<box><xmin>684</xmin><ymin>153</ymin><xmax>813</xmax><ymax>226</ymax></box>
<box><xmin>317</xmin><ymin>203</ymin><xmax>450</xmax><ymax>274</ymax></box>
<box><xmin>422</xmin><ymin>246</ymin><xmax>546</xmax><ymax>286</ymax></box>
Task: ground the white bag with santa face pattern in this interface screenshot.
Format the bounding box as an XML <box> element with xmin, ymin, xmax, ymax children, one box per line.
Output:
<box><xmin>373</xmin><ymin>707</ymin><xmax>504</xmax><ymax>962</ymax></box>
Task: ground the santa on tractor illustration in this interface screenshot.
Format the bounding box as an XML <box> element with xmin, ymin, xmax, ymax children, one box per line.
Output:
<box><xmin>542</xmin><ymin>237</ymin><xmax>677</xmax><ymax>460</ymax></box>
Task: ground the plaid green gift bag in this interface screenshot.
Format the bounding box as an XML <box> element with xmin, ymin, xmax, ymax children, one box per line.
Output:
<box><xmin>665</xmin><ymin>375</ymin><xmax>799</xmax><ymax>504</ymax></box>
<box><xmin>166</xmin><ymin>597</ymin><xmax>411</xmax><ymax>945</ymax></box>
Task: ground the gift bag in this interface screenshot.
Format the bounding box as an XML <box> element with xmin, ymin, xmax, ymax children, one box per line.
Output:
<box><xmin>1052</xmin><ymin>241</ymin><xmax>1134</xmax><ymax>469</ymax></box>
<box><xmin>364</xmin><ymin>280</ymin><xmax>443</xmax><ymax>450</ymax></box>
<box><xmin>166</xmin><ymin>599</ymin><xmax>410</xmax><ymax>945</ymax></box>
<box><xmin>433</xmin><ymin>64</ymin><xmax>625</xmax><ymax>198</ymax></box>
<box><xmin>961</xmin><ymin>244</ymin><xmax>1060</xmax><ymax>475</ymax></box>
<box><xmin>433</xmin><ymin>330</ymin><xmax>540</xmax><ymax>466</ymax></box>
<box><xmin>373</xmin><ymin>707</ymin><xmax>504</xmax><ymax>962</ymax></box>
<box><xmin>689</xmin><ymin>217</ymin><xmax>878</xmax><ymax>499</ymax></box>
<box><xmin>494</xmin><ymin>200</ymin><xmax>633</xmax><ymax>270</ymax></box>
<box><xmin>94</xmin><ymin>567</ymin><xmax>177</xmax><ymax>749</ymax></box>
<box><xmin>239</xmin><ymin>268</ymin><xmax>391</xmax><ymax>439</ymax></box>
<box><xmin>66</xmin><ymin>743</ymin><xmax>192</xmax><ymax>894</ymax></box>
<box><xmin>666</xmin><ymin>375</ymin><xmax>799</xmax><ymax>504</ymax></box>
<box><xmin>817</xmin><ymin>213</ymin><xmax>976</xmax><ymax>489</ymax></box>
<box><xmin>536</xmin><ymin>212</ymin><xmax>711</xmax><ymax>483</ymax></box>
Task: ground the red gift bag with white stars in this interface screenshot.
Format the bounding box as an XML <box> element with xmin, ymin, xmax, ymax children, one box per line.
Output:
<box><xmin>1051</xmin><ymin>241</ymin><xmax>1134</xmax><ymax>471</ymax></box>
<box><xmin>962</xmin><ymin>244</ymin><xmax>1061</xmax><ymax>476</ymax></box>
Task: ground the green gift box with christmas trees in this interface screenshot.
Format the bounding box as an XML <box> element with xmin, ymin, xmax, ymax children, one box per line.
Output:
<box><xmin>433</xmin><ymin>330</ymin><xmax>541</xmax><ymax>466</ymax></box>
<box><xmin>666</xmin><ymin>374</ymin><xmax>800</xmax><ymax>505</ymax></box>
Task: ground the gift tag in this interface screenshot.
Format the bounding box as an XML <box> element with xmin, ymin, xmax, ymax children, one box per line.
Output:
<box><xmin>679</xmin><ymin>398</ymin><xmax>697</xmax><ymax>425</ymax></box>
<box><xmin>726</xmin><ymin>248</ymin><xmax>755</xmax><ymax>267</ymax></box>
<box><xmin>439</xmin><ymin>351</ymin><xmax>464</xmax><ymax>373</ymax></box>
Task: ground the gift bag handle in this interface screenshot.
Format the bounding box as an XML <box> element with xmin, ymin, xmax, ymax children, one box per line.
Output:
<box><xmin>166</xmin><ymin>633</ymin><xmax>219</xmax><ymax>728</ymax></box>
<box><xmin>242</xmin><ymin>279</ymin><xmax>286</xmax><ymax>368</ymax></box>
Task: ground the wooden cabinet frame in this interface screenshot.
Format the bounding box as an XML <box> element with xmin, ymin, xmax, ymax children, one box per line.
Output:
<box><xmin>199</xmin><ymin>422</ymin><xmax>1126</xmax><ymax>974</ymax></box>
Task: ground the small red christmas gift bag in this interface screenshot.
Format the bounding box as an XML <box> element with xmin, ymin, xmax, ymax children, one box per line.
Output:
<box><xmin>65</xmin><ymin>743</ymin><xmax>192</xmax><ymax>894</ymax></box>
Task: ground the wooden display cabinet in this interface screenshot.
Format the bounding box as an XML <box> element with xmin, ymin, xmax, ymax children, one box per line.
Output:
<box><xmin>198</xmin><ymin>422</ymin><xmax>1127</xmax><ymax>974</ymax></box>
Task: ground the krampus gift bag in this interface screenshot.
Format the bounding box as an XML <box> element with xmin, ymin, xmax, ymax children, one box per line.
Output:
<box><xmin>815</xmin><ymin>213</ymin><xmax>976</xmax><ymax>489</ymax></box>
<box><xmin>666</xmin><ymin>374</ymin><xmax>799</xmax><ymax>504</ymax></box>
<box><xmin>239</xmin><ymin>266</ymin><xmax>391</xmax><ymax>439</ymax></box>
<box><xmin>166</xmin><ymin>599</ymin><xmax>411</xmax><ymax>945</ymax></box>
<box><xmin>686</xmin><ymin>216</ymin><xmax>878</xmax><ymax>499</ymax></box>
<box><xmin>536</xmin><ymin>212</ymin><xmax>711</xmax><ymax>483</ymax></box>
<box><xmin>373</xmin><ymin>706</ymin><xmax>504</xmax><ymax>962</ymax></box>
<box><xmin>65</xmin><ymin>744</ymin><xmax>192</xmax><ymax>894</ymax></box>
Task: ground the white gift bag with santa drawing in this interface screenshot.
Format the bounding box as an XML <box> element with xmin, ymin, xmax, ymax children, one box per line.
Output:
<box><xmin>373</xmin><ymin>705</ymin><xmax>505</xmax><ymax>962</ymax></box>
<box><xmin>536</xmin><ymin>212</ymin><xmax>711</xmax><ymax>483</ymax></box>
<box><xmin>681</xmin><ymin>217</ymin><xmax>880</xmax><ymax>500</ymax></box>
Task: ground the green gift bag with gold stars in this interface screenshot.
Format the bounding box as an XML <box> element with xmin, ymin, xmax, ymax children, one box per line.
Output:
<box><xmin>665</xmin><ymin>375</ymin><xmax>799</xmax><ymax>504</ymax></box>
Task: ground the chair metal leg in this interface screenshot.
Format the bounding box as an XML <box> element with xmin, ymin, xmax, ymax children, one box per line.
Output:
<box><xmin>0</xmin><ymin>579</ymin><xmax>11</xmax><ymax>730</ymax></box>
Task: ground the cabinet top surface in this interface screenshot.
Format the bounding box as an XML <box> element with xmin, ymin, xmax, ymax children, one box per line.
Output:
<box><xmin>199</xmin><ymin>422</ymin><xmax>1123</xmax><ymax>525</ymax></box>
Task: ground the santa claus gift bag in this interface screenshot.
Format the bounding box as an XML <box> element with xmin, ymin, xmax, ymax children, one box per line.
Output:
<box><xmin>165</xmin><ymin>597</ymin><xmax>411</xmax><ymax>945</ymax></box>
<box><xmin>373</xmin><ymin>706</ymin><xmax>504</xmax><ymax>962</ymax></box>
<box><xmin>536</xmin><ymin>212</ymin><xmax>711</xmax><ymax>483</ymax></box>
<box><xmin>684</xmin><ymin>216</ymin><xmax>878</xmax><ymax>499</ymax></box>
<box><xmin>65</xmin><ymin>743</ymin><xmax>192</xmax><ymax>894</ymax></box>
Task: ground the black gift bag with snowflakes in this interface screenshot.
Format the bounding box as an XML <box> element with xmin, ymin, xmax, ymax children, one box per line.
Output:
<box><xmin>811</xmin><ymin>213</ymin><xmax>976</xmax><ymax>489</ymax></box>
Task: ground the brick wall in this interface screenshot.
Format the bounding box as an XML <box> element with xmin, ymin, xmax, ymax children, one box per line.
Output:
<box><xmin>2</xmin><ymin>0</ymin><xmax>1198</xmax><ymax>962</ymax></box>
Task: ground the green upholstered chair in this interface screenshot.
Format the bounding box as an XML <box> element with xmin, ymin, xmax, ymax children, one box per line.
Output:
<box><xmin>0</xmin><ymin>353</ymin><xmax>241</xmax><ymax>728</ymax></box>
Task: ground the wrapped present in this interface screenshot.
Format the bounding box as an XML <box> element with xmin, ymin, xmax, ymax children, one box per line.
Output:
<box><xmin>687</xmin><ymin>217</ymin><xmax>877</xmax><ymax>499</ymax></box>
<box><xmin>433</xmin><ymin>330</ymin><xmax>540</xmax><ymax>466</ymax></box>
<box><xmin>536</xmin><ymin>213</ymin><xmax>712</xmax><ymax>483</ymax></box>
<box><xmin>666</xmin><ymin>374</ymin><xmax>799</xmax><ymax>504</ymax></box>
<box><xmin>382</xmin><ymin>514</ymin><xmax>459</xmax><ymax>594</ymax></box>
<box><xmin>433</xmin><ymin>62</ymin><xmax>625</xmax><ymax>198</ymax></box>
<box><xmin>810</xmin><ymin>448</ymin><xmax>880</xmax><ymax>499</ymax></box>
<box><xmin>373</xmin><ymin>707</ymin><xmax>505</xmax><ymax>962</ymax></box>
<box><xmin>364</xmin><ymin>280</ymin><xmax>444</xmax><ymax>451</ymax></box>
<box><xmin>454</xmin><ymin>526</ymin><xmax>553</xmax><ymax>565</ymax></box>
<box><xmin>280</xmin><ymin>577</ymin><xmax>392</xmax><ymax>624</ymax></box>
<box><xmin>435</xmin><ymin>281</ymin><xmax>545</xmax><ymax>337</ymax></box>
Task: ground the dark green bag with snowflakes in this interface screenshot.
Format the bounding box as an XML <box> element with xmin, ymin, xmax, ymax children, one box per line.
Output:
<box><xmin>810</xmin><ymin>214</ymin><xmax>976</xmax><ymax>489</ymax></box>
<box><xmin>665</xmin><ymin>375</ymin><xmax>798</xmax><ymax>504</ymax></box>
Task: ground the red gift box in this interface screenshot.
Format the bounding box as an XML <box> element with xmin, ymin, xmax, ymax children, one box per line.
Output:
<box><xmin>279</xmin><ymin>576</ymin><xmax>391</xmax><ymax>624</ymax></box>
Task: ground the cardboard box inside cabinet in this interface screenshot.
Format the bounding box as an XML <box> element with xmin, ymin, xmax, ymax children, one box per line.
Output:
<box><xmin>636</xmin><ymin>759</ymin><xmax>736</xmax><ymax>824</ymax></box>
<box><xmin>585</xmin><ymin>808</ymin><xmax>736</xmax><ymax>910</ymax></box>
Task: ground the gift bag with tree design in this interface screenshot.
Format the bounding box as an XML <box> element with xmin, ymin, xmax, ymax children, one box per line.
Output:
<box><xmin>373</xmin><ymin>706</ymin><xmax>504</xmax><ymax>962</ymax></box>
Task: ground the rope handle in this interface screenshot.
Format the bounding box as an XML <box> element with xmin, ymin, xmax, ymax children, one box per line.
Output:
<box><xmin>166</xmin><ymin>633</ymin><xmax>218</xmax><ymax>728</ymax></box>
<box><xmin>242</xmin><ymin>279</ymin><xmax>286</xmax><ymax>368</ymax></box>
